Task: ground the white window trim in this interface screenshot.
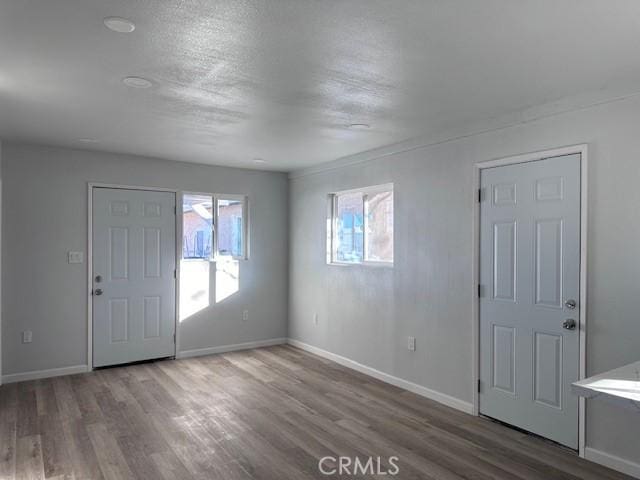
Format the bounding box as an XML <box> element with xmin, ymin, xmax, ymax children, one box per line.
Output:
<box><xmin>213</xmin><ymin>193</ymin><xmax>249</xmax><ymax>261</ymax></box>
<box><xmin>328</xmin><ymin>183</ymin><xmax>394</xmax><ymax>267</ymax></box>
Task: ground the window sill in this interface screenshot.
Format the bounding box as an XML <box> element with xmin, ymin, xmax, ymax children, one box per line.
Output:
<box><xmin>213</xmin><ymin>256</ymin><xmax>248</xmax><ymax>262</ymax></box>
<box><xmin>327</xmin><ymin>261</ymin><xmax>393</xmax><ymax>268</ymax></box>
<box><xmin>181</xmin><ymin>257</ymin><xmax>248</xmax><ymax>262</ymax></box>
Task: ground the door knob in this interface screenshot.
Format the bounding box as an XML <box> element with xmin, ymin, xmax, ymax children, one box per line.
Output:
<box><xmin>94</xmin><ymin>288</ymin><xmax>103</xmax><ymax>296</ymax></box>
<box><xmin>562</xmin><ymin>319</ymin><xmax>576</xmax><ymax>330</ymax></box>
<box><xmin>564</xmin><ymin>299</ymin><xmax>577</xmax><ymax>309</ymax></box>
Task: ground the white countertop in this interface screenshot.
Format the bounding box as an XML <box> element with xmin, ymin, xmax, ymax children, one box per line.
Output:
<box><xmin>572</xmin><ymin>360</ymin><xmax>640</xmax><ymax>413</ymax></box>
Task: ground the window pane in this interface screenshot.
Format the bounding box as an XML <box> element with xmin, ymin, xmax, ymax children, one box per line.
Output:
<box><xmin>335</xmin><ymin>192</ymin><xmax>364</xmax><ymax>263</ymax></box>
<box><xmin>183</xmin><ymin>194</ymin><xmax>213</xmax><ymax>259</ymax></box>
<box><xmin>365</xmin><ymin>190</ymin><xmax>393</xmax><ymax>262</ymax></box>
<box><xmin>217</xmin><ymin>198</ymin><xmax>244</xmax><ymax>258</ymax></box>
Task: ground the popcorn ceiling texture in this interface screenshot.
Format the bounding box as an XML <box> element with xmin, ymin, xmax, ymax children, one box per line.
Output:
<box><xmin>3</xmin><ymin>0</ymin><xmax>640</xmax><ymax>170</ymax></box>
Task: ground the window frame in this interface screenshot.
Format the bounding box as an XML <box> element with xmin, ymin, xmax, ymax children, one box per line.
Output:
<box><xmin>181</xmin><ymin>191</ymin><xmax>249</xmax><ymax>262</ymax></box>
<box><xmin>328</xmin><ymin>183</ymin><xmax>394</xmax><ymax>267</ymax></box>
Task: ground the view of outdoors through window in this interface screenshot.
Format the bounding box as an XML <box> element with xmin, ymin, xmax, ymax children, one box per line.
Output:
<box><xmin>182</xmin><ymin>195</ymin><xmax>246</xmax><ymax>260</ymax></box>
<box><xmin>335</xmin><ymin>192</ymin><xmax>364</xmax><ymax>263</ymax></box>
<box><xmin>365</xmin><ymin>190</ymin><xmax>394</xmax><ymax>262</ymax></box>
<box><xmin>183</xmin><ymin>194</ymin><xmax>213</xmax><ymax>259</ymax></box>
<box><xmin>180</xmin><ymin>193</ymin><xmax>246</xmax><ymax>320</ymax></box>
<box><xmin>217</xmin><ymin>198</ymin><xmax>244</xmax><ymax>258</ymax></box>
<box><xmin>332</xmin><ymin>186</ymin><xmax>393</xmax><ymax>264</ymax></box>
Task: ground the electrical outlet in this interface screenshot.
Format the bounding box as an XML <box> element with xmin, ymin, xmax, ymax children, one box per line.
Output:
<box><xmin>408</xmin><ymin>336</ymin><xmax>416</xmax><ymax>352</ymax></box>
<box><xmin>242</xmin><ymin>309</ymin><xmax>249</xmax><ymax>321</ymax></box>
<box><xmin>22</xmin><ymin>330</ymin><xmax>33</xmax><ymax>344</ymax></box>
<box><xmin>313</xmin><ymin>313</ymin><xmax>319</xmax><ymax>325</ymax></box>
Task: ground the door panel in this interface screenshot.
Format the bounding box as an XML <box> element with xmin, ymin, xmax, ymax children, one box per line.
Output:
<box><xmin>110</xmin><ymin>227</ymin><xmax>129</xmax><ymax>280</ymax></box>
<box><xmin>143</xmin><ymin>296</ymin><xmax>161</xmax><ymax>338</ymax></box>
<box><xmin>93</xmin><ymin>188</ymin><xmax>176</xmax><ymax>368</ymax></box>
<box><xmin>534</xmin><ymin>332</ymin><xmax>562</xmax><ymax>408</ymax></box>
<box><xmin>492</xmin><ymin>221</ymin><xmax>516</xmax><ymax>301</ymax></box>
<box><xmin>492</xmin><ymin>325</ymin><xmax>516</xmax><ymax>394</ymax></box>
<box><xmin>534</xmin><ymin>218</ymin><xmax>563</xmax><ymax>307</ymax></box>
<box><xmin>479</xmin><ymin>154</ymin><xmax>580</xmax><ymax>449</ymax></box>
<box><xmin>109</xmin><ymin>298</ymin><xmax>129</xmax><ymax>343</ymax></box>
<box><xmin>143</xmin><ymin>227</ymin><xmax>161</xmax><ymax>278</ymax></box>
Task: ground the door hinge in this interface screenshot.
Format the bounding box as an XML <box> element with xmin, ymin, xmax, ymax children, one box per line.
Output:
<box><xmin>173</xmin><ymin>333</ymin><xmax>176</xmax><ymax>344</ymax></box>
<box><xmin>478</xmin><ymin>188</ymin><xmax>483</xmax><ymax>202</ymax></box>
<box><xmin>478</xmin><ymin>284</ymin><xmax>484</xmax><ymax>297</ymax></box>
<box><xmin>477</xmin><ymin>379</ymin><xmax>481</xmax><ymax>393</ymax></box>
<box><xmin>174</xmin><ymin>205</ymin><xmax>177</xmax><ymax>215</ymax></box>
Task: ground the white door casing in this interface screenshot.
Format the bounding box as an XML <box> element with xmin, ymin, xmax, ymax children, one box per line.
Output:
<box><xmin>92</xmin><ymin>187</ymin><xmax>176</xmax><ymax>368</ymax></box>
<box><xmin>479</xmin><ymin>154</ymin><xmax>581</xmax><ymax>449</ymax></box>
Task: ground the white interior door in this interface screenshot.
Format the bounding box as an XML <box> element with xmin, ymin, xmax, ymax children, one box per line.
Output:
<box><xmin>93</xmin><ymin>187</ymin><xmax>176</xmax><ymax>368</ymax></box>
<box><xmin>479</xmin><ymin>154</ymin><xmax>581</xmax><ymax>449</ymax></box>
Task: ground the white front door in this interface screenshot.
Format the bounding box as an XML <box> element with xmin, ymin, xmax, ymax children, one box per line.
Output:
<box><xmin>92</xmin><ymin>188</ymin><xmax>176</xmax><ymax>368</ymax></box>
<box><xmin>479</xmin><ymin>154</ymin><xmax>581</xmax><ymax>449</ymax></box>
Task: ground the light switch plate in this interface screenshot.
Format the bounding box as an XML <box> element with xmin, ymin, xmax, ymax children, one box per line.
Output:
<box><xmin>22</xmin><ymin>330</ymin><xmax>33</xmax><ymax>344</ymax></box>
<box><xmin>68</xmin><ymin>251</ymin><xmax>84</xmax><ymax>264</ymax></box>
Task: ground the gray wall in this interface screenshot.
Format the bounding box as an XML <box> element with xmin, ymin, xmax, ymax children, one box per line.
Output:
<box><xmin>3</xmin><ymin>94</ymin><xmax>640</xmax><ymax>466</ymax></box>
<box><xmin>1</xmin><ymin>143</ymin><xmax>288</xmax><ymax>375</ymax></box>
<box><xmin>289</xmin><ymin>96</ymin><xmax>640</xmax><ymax>464</ymax></box>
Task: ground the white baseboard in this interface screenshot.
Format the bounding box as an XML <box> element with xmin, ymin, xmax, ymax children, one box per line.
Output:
<box><xmin>585</xmin><ymin>447</ymin><xmax>640</xmax><ymax>479</ymax></box>
<box><xmin>0</xmin><ymin>339</ymin><xmax>286</xmax><ymax>384</ymax></box>
<box><xmin>2</xmin><ymin>364</ymin><xmax>89</xmax><ymax>384</ymax></box>
<box><xmin>287</xmin><ymin>338</ymin><xmax>474</xmax><ymax>414</ymax></box>
<box><xmin>177</xmin><ymin>337</ymin><xmax>287</xmax><ymax>359</ymax></box>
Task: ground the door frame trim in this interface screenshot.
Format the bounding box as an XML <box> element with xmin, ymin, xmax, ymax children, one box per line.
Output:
<box><xmin>471</xmin><ymin>144</ymin><xmax>588</xmax><ymax>457</ymax></box>
<box><xmin>0</xmin><ymin>180</ymin><xmax>3</xmax><ymax>386</ymax></box>
<box><xmin>87</xmin><ymin>183</ymin><xmax>181</xmax><ymax>371</ymax></box>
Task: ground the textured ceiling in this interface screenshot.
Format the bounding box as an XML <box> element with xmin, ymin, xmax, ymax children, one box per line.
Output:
<box><xmin>2</xmin><ymin>1</ymin><xmax>640</xmax><ymax>171</ymax></box>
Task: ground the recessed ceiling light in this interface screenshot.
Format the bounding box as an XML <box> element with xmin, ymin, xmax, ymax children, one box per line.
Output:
<box><xmin>122</xmin><ymin>76</ymin><xmax>153</xmax><ymax>88</ymax></box>
<box><xmin>104</xmin><ymin>17</ymin><xmax>136</xmax><ymax>33</ymax></box>
<box><xmin>348</xmin><ymin>123</ymin><xmax>370</xmax><ymax>130</ymax></box>
<box><xmin>253</xmin><ymin>158</ymin><xmax>267</xmax><ymax>164</ymax></box>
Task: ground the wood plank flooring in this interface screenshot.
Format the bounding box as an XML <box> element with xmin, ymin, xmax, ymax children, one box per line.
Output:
<box><xmin>0</xmin><ymin>345</ymin><xmax>632</xmax><ymax>479</ymax></box>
